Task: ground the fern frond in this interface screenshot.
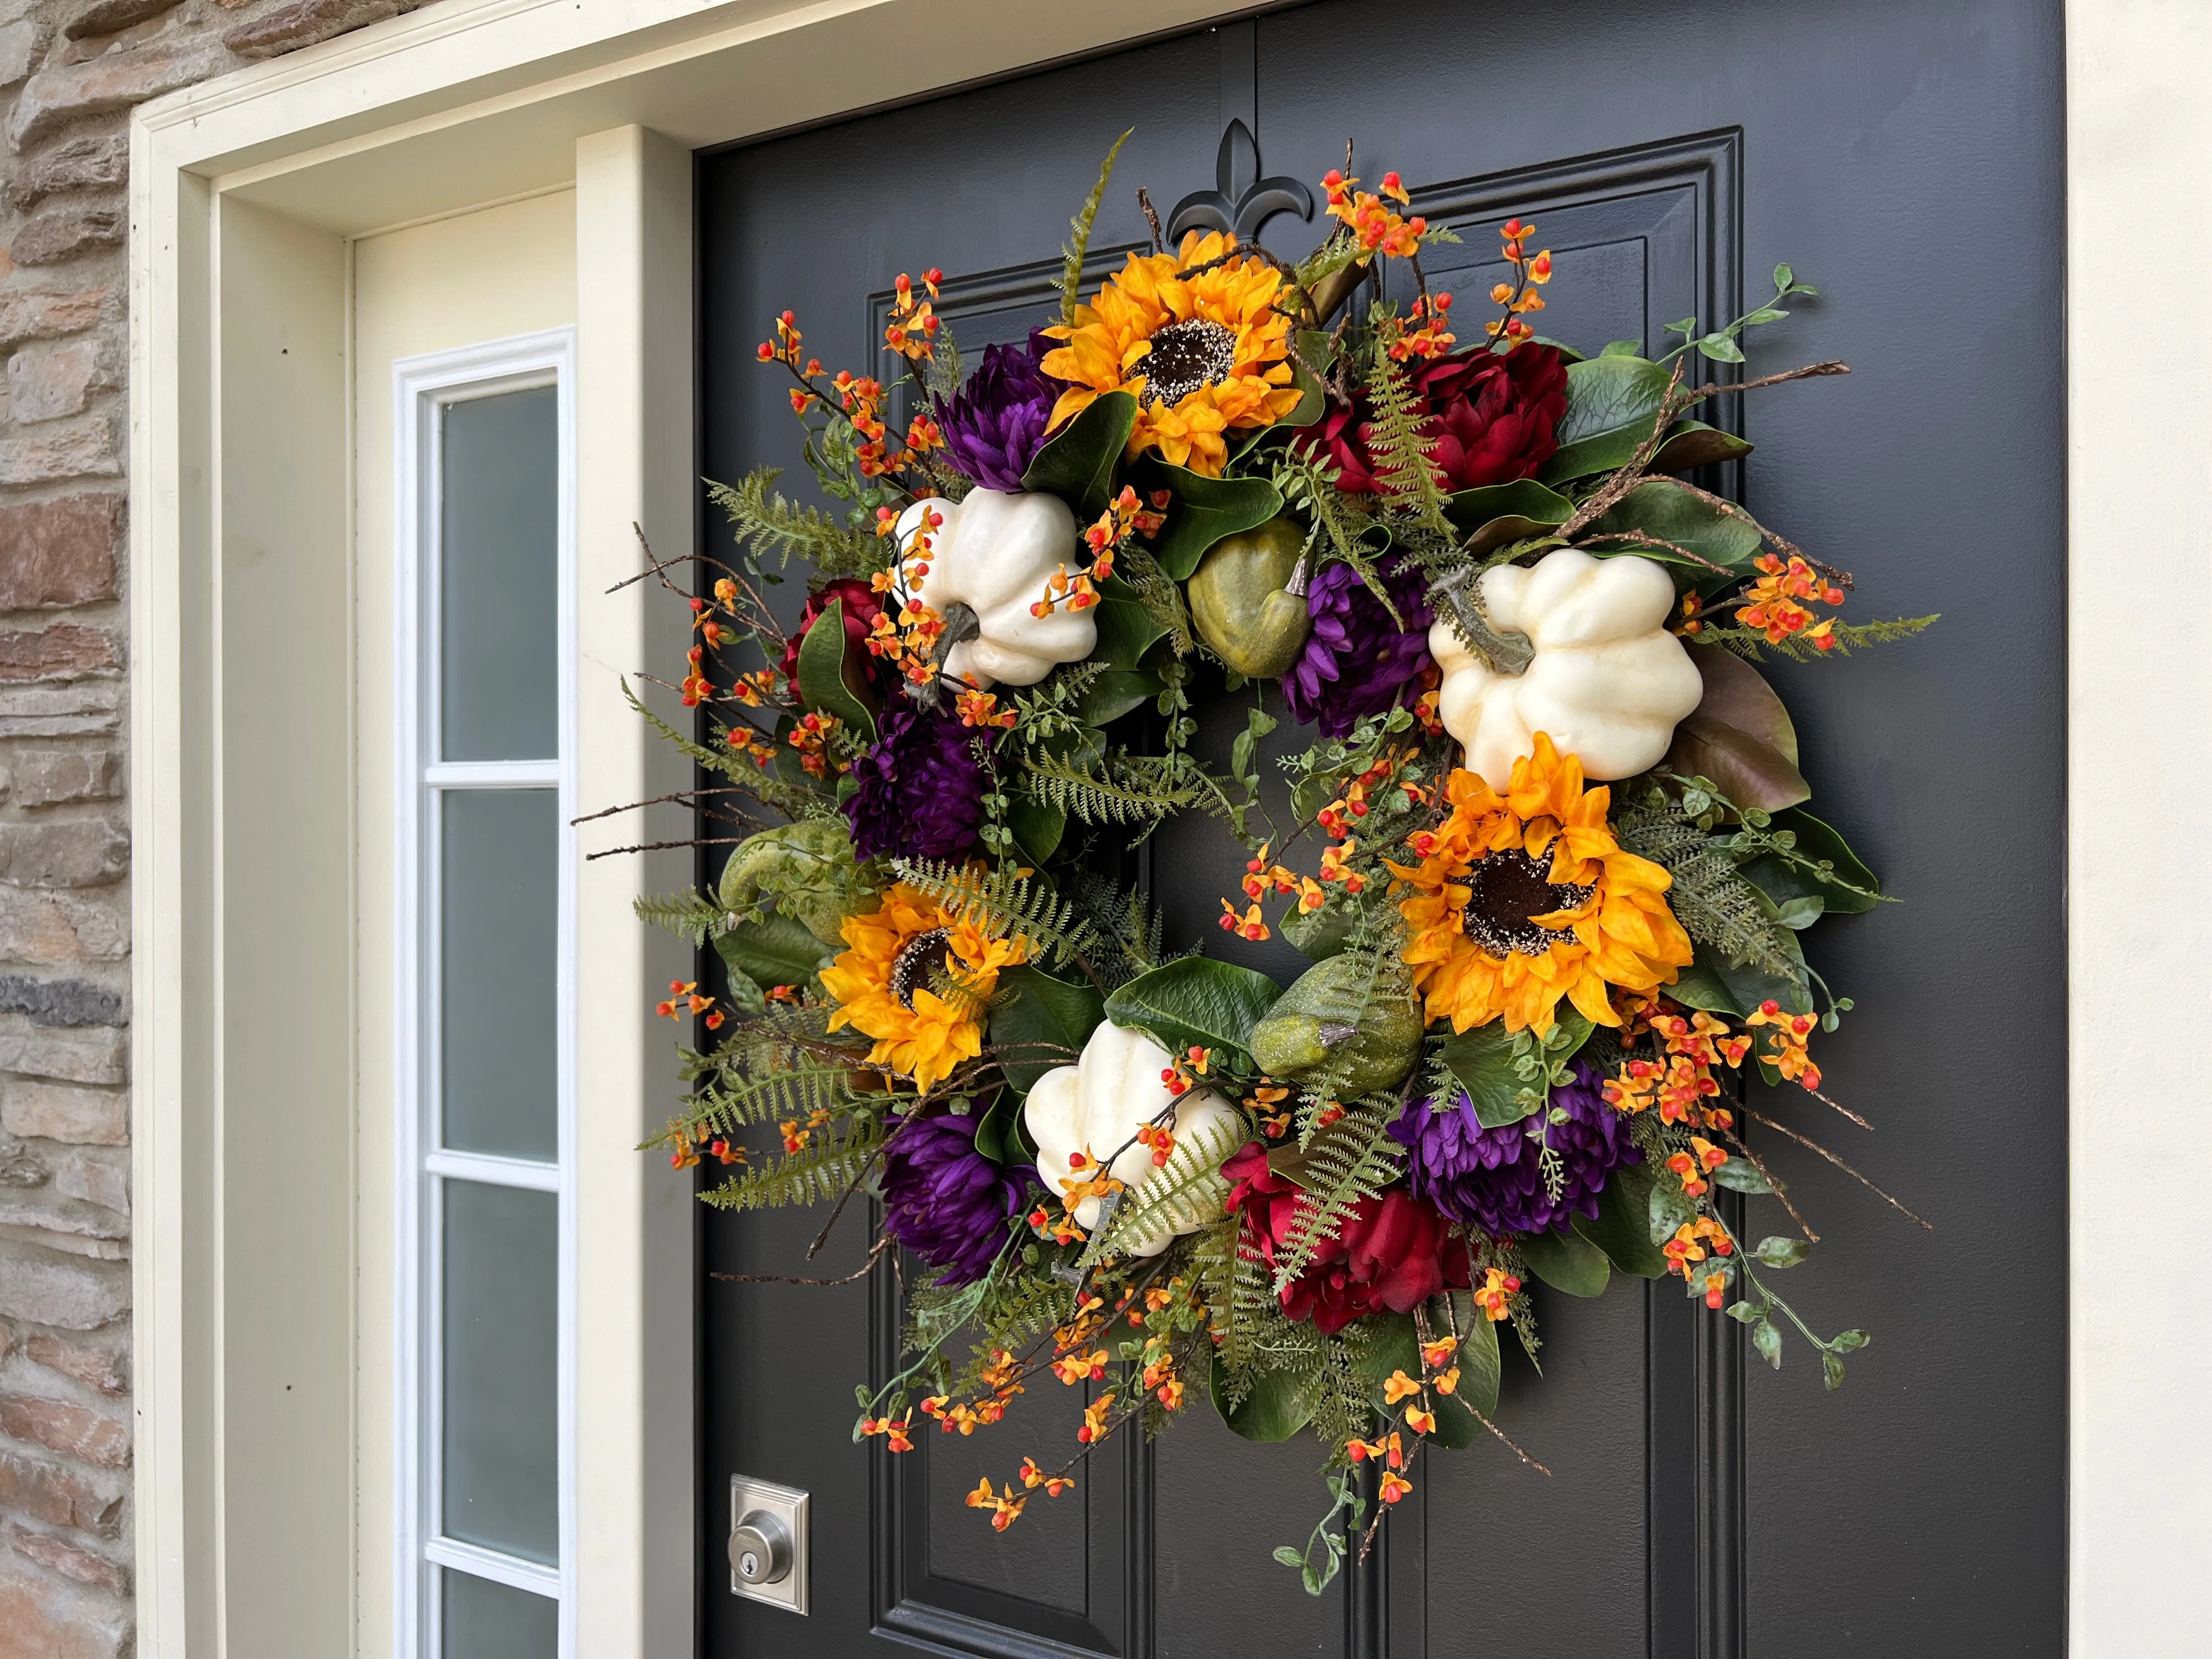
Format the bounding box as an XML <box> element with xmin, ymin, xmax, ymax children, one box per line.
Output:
<box><xmin>1363</xmin><ymin>354</ymin><xmax>1452</xmax><ymax>535</ymax></box>
<box><xmin>1309</xmin><ymin>1334</ymin><xmax>1380</xmax><ymax>1451</ymax></box>
<box><xmin>890</xmin><ymin>858</ymin><xmax>1101</xmax><ymax>972</ymax></box>
<box><xmin>625</xmin><ymin>679</ymin><xmax>825</xmax><ymax>815</ymax></box>
<box><xmin>706</xmin><ymin>468</ymin><xmax>878</xmax><ymax>578</ymax></box>
<box><xmin>1268</xmin><ymin>1096</ymin><xmax>1406</xmax><ymax>1296</ymax></box>
<box><xmin>1025</xmin><ymin>750</ymin><xmax>1208</xmax><ymax>833</ymax></box>
<box><xmin>1615</xmin><ymin>798</ymin><xmax>1802</xmax><ymax>979</ymax></box>
<box><xmin>684</xmin><ymin>1062</ymin><xmax>861</xmax><ymax>1135</ymax></box>
<box><xmin>1702</xmin><ymin>614</ymin><xmax>1939</xmax><ymax>662</ymax></box>
<box><xmin>634</xmin><ymin>889</ymin><xmax>726</xmax><ymax>945</ymax></box>
<box><xmin>1113</xmin><ymin>542</ymin><xmax>1196</xmax><ymax>657</ymax></box>
<box><xmin>1060</xmin><ymin>129</ymin><xmax>1133</xmax><ymax>325</ymax></box>
<box><xmin>699</xmin><ymin>1118</ymin><xmax>889</xmax><ymax>1211</ymax></box>
<box><xmin>1082</xmin><ymin>1117</ymin><xmax>1244</xmax><ymax>1269</ymax></box>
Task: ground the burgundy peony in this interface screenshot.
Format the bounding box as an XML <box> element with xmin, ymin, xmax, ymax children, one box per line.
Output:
<box><xmin>1223</xmin><ymin>1143</ymin><xmax>1470</xmax><ymax>1335</ymax></box>
<box><xmin>1308</xmin><ymin>342</ymin><xmax>1567</xmax><ymax>494</ymax></box>
<box><xmin>880</xmin><ymin>1108</ymin><xmax>1038</xmax><ymax>1286</ymax></box>
<box><xmin>1280</xmin><ymin>555</ymin><xmax>1434</xmax><ymax>738</ymax></box>
<box><xmin>841</xmin><ymin>699</ymin><xmax>991</xmax><ymax>861</ymax></box>
<box><xmin>933</xmin><ymin>332</ymin><xmax>1060</xmax><ymax>492</ymax></box>
<box><xmin>780</xmin><ymin>577</ymin><xmax>891</xmax><ymax>698</ymax></box>
<box><xmin>1387</xmin><ymin>1058</ymin><xmax>1641</xmax><ymax>1237</ymax></box>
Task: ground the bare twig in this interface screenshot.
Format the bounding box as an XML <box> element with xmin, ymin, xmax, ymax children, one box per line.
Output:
<box><xmin>1716</xmin><ymin>1126</ymin><xmax>1819</xmax><ymax>1243</ymax></box>
<box><xmin>1743</xmin><ymin>1107</ymin><xmax>1932</xmax><ymax>1231</ymax></box>
<box><xmin>585</xmin><ymin>836</ymin><xmax>750</xmax><ymax>861</ymax></box>
<box><xmin>1136</xmin><ymin>186</ymin><xmax>1165</xmax><ymax>253</ymax></box>
<box><xmin>569</xmin><ymin>786</ymin><xmax>766</xmax><ymax>827</ymax></box>
<box><xmin>711</xmin><ymin>1232</ymin><xmax>894</xmax><ymax>1286</ymax></box>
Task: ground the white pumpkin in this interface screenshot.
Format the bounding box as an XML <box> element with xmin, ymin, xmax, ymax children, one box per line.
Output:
<box><xmin>1024</xmin><ymin>1022</ymin><xmax>1242</xmax><ymax>1259</ymax></box>
<box><xmin>893</xmin><ymin>489</ymin><xmax>1097</xmax><ymax>687</ymax></box>
<box><xmin>1429</xmin><ymin>547</ymin><xmax>1703</xmax><ymax>788</ymax></box>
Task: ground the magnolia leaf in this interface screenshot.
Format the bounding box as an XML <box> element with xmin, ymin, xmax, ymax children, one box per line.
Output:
<box><xmin>1024</xmin><ymin>390</ymin><xmax>1136</xmax><ymax>521</ymax></box>
<box><xmin>1649</xmin><ymin>419</ymin><xmax>1754</xmax><ymax>473</ymax></box>
<box><xmin>1144</xmin><ymin>461</ymin><xmax>1285</xmax><ymax>581</ymax></box>
<box><xmin>1444</xmin><ymin>479</ymin><xmax>1574</xmax><ymax>533</ymax></box>
<box><xmin>1355</xmin><ymin>1313</ymin><xmax>1486</xmax><ymax>1448</ymax></box>
<box><xmin>1211</xmin><ymin>1354</ymin><xmax>1320</xmax><ymax>1442</ymax></box>
<box><xmin>1683</xmin><ymin>642</ymin><xmax>1799</xmax><ymax>764</ymax></box>
<box><xmin>1740</xmin><ymin>807</ymin><xmax>1882</xmax><ymax>917</ymax></box>
<box><xmin>1574</xmin><ymin>1160</ymin><xmax>1668</xmax><ymax>1278</ymax></box>
<box><xmin>1663</xmin><ymin>959</ymin><xmax>1742</xmax><ymax>1015</ymax></box>
<box><xmin>1599</xmin><ymin>338</ymin><xmax>1646</xmax><ymax>358</ymax></box>
<box><xmin>1103</xmin><ymin>956</ymin><xmax>1284</xmax><ymax>1065</ymax></box>
<box><xmin>972</xmin><ymin>1087</ymin><xmax>1037</xmax><ymax>1165</ymax></box>
<box><xmin>1071</xmin><ymin>668</ymin><xmax>1164</xmax><ymax>729</ymax></box>
<box><xmin>1692</xmin><ymin>940</ymin><xmax>1813</xmax><ymax>1019</ymax></box>
<box><xmin>1517</xmin><ymin>1226</ymin><xmax>1612</xmax><ymax>1297</ymax></box>
<box><xmin>989</xmin><ymin>964</ymin><xmax>1105</xmax><ymax>1095</ymax></box>
<box><xmin>1008</xmin><ymin>797</ymin><xmax>1066</xmax><ymax>864</ymax></box>
<box><xmin>1584</xmin><ymin>479</ymin><xmax>1763</xmax><ymax>585</ymax></box>
<box><xmin>1436</xmin><ymin>1021</ymin><xmax>1532</xmax><ymax>1127</ymax></box>
<box><xmin>794</xmin><ymin>601</ymin><xmax>878</xmax><ymax>742</ymax></box>
<box><xmin>713</xmin><ymin>912</ymin><xmax>834</xmax><ymax>996</ymax></box>
<box><xmin>1539</xmin><ymin>354</ymin><xmax>1672</xmax><ymax>482</ymax></box>
<box><xmin>1666</xmin><ymin>712</ymin><xmax>1811</xmax><ymax>812</ymax></box>
<box><xmin>1282</xmin><ymin>900</ymin><xmax>1356</xmax><ymax>962</ymax></box>
<box><xmin>1444</xmin><ymin>1296</ymin><xmax>1504</xmax><ymax>1421</ymax></box>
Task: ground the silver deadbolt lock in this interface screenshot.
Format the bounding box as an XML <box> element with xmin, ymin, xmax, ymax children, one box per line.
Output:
<box><xmin>729</xmin><ymin>1475</ymin><xmax>810</xmax><ymax>1614</ymax></box>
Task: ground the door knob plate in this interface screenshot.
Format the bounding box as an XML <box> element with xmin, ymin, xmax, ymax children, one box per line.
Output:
<box><xmin>728</xmin><ymin>1475</ymin><xmax>810</xmax><ymax>1614</ymax></box>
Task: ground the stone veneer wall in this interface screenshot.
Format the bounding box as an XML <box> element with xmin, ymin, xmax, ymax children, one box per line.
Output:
<box><xmin>0</xmin><ymin>2</ymin><xmax>425</xmax><ymax>1651</ymax></box>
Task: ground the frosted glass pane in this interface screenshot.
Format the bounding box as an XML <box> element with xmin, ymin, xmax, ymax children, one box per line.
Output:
<box><xmin>441</xmin><ymin>386</ymin><xmax>557</xmax><ymax>761</ymax></box>
<box><xmin>440</xmin><ymin>789</ymin><xmax>557</xmax><ymax>1160</ymax></box>
<box><xmin>442</xmin><ymin>1180</ymin><xmax>558</xmax><ymax>1564</ymax></box>
<box><xmin>441</xmin><ymin>1567</ymin><xmax>557</xmax><ymax>1659</ymax></box>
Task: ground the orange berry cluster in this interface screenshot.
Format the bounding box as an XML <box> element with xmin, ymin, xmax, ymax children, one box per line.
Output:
<box><xmin>1322</xmin><ymin>168</ymin><xmax>1427</xmax><ymax>259</ymax></box>
<box><xmin>1737</xmin><ymin>553</ymin><xmax>1846</xmax><ymax>649</ymax></box>
<box><xmin>1484</xmin><ymin>218</ymin><xmax>1553</xmax><ymax>346</ymax></box>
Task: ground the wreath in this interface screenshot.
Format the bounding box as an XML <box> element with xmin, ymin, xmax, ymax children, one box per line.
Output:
<box><xmin>624</xmin><ymin>134</ymin><xmax>1936</xmax><ymax>1592</ymax></box>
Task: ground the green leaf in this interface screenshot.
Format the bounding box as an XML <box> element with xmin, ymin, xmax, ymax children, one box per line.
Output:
<box><xmin>972</xmin><ymin>1088</ymin><xmax>1036</xmax><ymax>1165</ymax></box>
<box><xmin>1668</xmin><ymin>716</ymin><xmax>1811</xmax><ymax>815</ymax></box>
<box><xmin>1681</xmin><ymin>643</ymin><xmax>1799</xmax><ymax>764</ymax></box>
<box><xmin>1696</xmin><ymin>332</ymin><xmax>1746</xmax><ymax>364</ymax></box>
<box><xmin>1584</xmin><ymin>479</ymin><xmax>1764</xmax><ymax>586</ymax></box>
<box><xmin>1741</xmin><ymin>808</ymin><xmax>1882</xmax><ymax>917</ymax></box>
<box><xmin>1710</xmin><ymin>1157</ymin><xmax>1774</xmax><ymax>1195</ymax></box>
<box><xmin>1008</xmin><ymin>797</ymin><xmax>1066</xmax><ymax>864</ymax></box>
<box><xmin>1752</xmin><ymin>1317</ymin><xmax>1784</xmax><ymax>1369</ymax></box>
<box><xmin>1599</xmin><ymin>337</ymin><xmax>1645</xmax><ymax>358</ymax></box>
<box><xmin>1821</xmin><ymin>1350</ymin><xmax>1847</xmax><ymax>1391</ymax></box>
<box><xmin>988</xmin><ymin>964</ymin><xmax>1104</xmax><ymax>1094</ymax></box>
<box><xmin>1830</xmin><ymin>1328</ymin><xmax>1871</xmax><ymax>1353</ymax></box>
<box><xmin>1573</xmin><ymin>1159</ymin><xmax>1668</xmax><ymax>1278</ymax></box>
<box><xmin>1451</xmin><ymin>1302</ymin><xmax>1503</xmax><ymax>1421</ymax></box>
<box><xmin>1772</xmin><ymin>896</ymin><xmax>1824</xmax><ymax>929</ymax></box>
<box><xmin>1280</xmin><ymin>330</ymin><xmax>1332</xmax><ymax>430</ymax></box>
<box><xmin>1023</xmin><ymin>390</ymin><xmax>1136</xmax><ymax>522</ymax></box>
<box><xmin>1436</xmin><ymin>1022</ymin><xmax>1532</xmax><ymax>1127</ymax></box>
<box><xmin>1773</xmin><ymin>262</ymin><xmax>1795</xmax><ymax>290</ymax></box>
<box><xmin>1649</xmin><ymin>420</ymin><xmax>1754</xmax><ymax>474</ymax></box>
<box><xmin>1144</xmin><ymin>461</ymin><xmax>1285</xmax><ymax>581</ymax></box>
<box><xmin>1648</xmin><ymin>1172</ymin><xmax>1696</xmax><ymax>1245</ymax></box>
<box><xmin>1210</xmin><ymin>1355</ymin><xmax>1320</xmax><ymax>1442</ymax></box>
<box><xmin>713</xmin><ymin>912</ymin><xmax>834</xmax><ymax>995</ymax></box>
<box><xmin>1693</xmin><ymin>939</ymin><xmax>1812</xmax><ymax>1018</ymax></box>
<box><xmin>794</xmin><ymin>601</ymin><xmax>878</xmax><ymax>742</ymax></box>
<box><xmin>1444</xmin><ymin>479</ymin><xmax>1574</xmax><ymax>533</ymax></box>
<box><xmin>1092</xmin><ymin>573</ymin><xmax>1169</xmax><ymax>669</ymax></box>
<box><xmin>1517</xmin><ymin>1227</ymin><xmax>1611</xmax><ymax>1297</ymax></box>
<box><xmin>1662</xmin><ymin>960</ymin><xmax>1742</xmax><ymax>1015</ymax></box>
<box><xmin>1273</xmin><ymin>1546</ymin><xmax>1306</xmax><ymax>1570</ymax></box>
<box><xmin>1725</xmin><ymin>1300</ymin><xmax>1763</xmax><ymax>1324</ymax></box>
<box><xmin>1754</xmin><ymin>1234</ymin><xmax>1810</xmax><ymax>1268</ymax></box>
<box><xmin>1356</xmin><ymin>1313</ymin><xmax>1489</xmax><ymax>1446</ymax></box>
<box><xmin>1104</xmin><ymin>956</ymin><xmax>1285</xmax><ymax>1064</ymax></box>
<box><xmin>1071</xmin><ymin>668</ymin><xmax>1164</xmax><ymax>729</ymax></box>
<box><xmin>1281</xmin><ymin>901</ymin><xmax>1355</xmax><ymax>962</ymax></box>
<box><xmin>1539</xmin><ymin>354</ymin><xmax>1672</xmax><ymax>482</ymax></box>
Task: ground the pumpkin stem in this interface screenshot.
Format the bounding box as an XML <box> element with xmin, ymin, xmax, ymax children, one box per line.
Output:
<box><xmin>1429</xmin><ymin>568</ymin><xmax>1534</xmax><ymax>675</ymax></box>
<box><xmin>910</xmin><ymin>602</ymin><xmax>983</xmax><ymax>707</ymax></box>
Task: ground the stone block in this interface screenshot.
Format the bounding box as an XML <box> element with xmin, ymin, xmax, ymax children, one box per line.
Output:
<box><xmin>224</xmin><ymin>0</ymin><xmax>419</xmax><ymax>58</ymax></box>
<box><xmin>0</xmin><ymin>1244</ymin><xmax>126</xmax><ymax>1329</ymax></box>
<box><xmin>0</xmin><ymin>20</ymin><xmax>36</xmax><ymax>88</ymax></box>
<box><xmin>0</xmin><ymin>822</ymin><xmax>126</xmax><ymax>890</ymax></box>
<box><xmin>0</xmin><ymin>1569</ymin><xmax>128</xmax><ymax>1657</ymax></box>
<box><xmin>0</xmin><ymin>630</ymin><xmax>120</xmax><ymax>684</ymax></box>
<box><xmin>0</xmin><ymin>978</ymin><xmax>121</xmax><ymax>1029</ymax></box>
<box><xmin>0</xmin><ymin>285</ymin><xmax>114</xmax><ymax>345</ymax></box>
<box><xmin>0</xmin><ymin>1394</ymin><xmax>127</xmax><ymax>1468</ymax></box>
<box><xmin>49</xmin><ymin>1153</ymin><xmax>122</xmax><ymax>1216</ymax></box>
<box><xmin>0</xmin><ymin>419</ymin><xmax>116</xmax><ymax>486</ymax></box>
<box><xmin>22</xmin><ymin>1334</ymin><xmax>124</xmax><ymax>1395</ymax></box>
<box><xmin>64</xmin><ymin>0</ymin><xmax>177</xmax><ymax>41</ymax></box>
<box><xmin>0</xmin><ymin>684</ymin><xmax>119</xmax><ymax>737</ymax></box>
<box><xmin>3</xmin><ymin>1084</ymin><xmax>125</xmax><ymax>1146</ymax></box>
<box><xmin>4</xmin><ymin>1522</ymin><xmax>127</xmax><ymax>1595</ymax></box>
<box><xmin>0</xmin><ymin>1221</ymin><xmax>123</xmax><ymax>1261</ymax></box>
<box><xmin>0</xmin><ymin>1026</ymin><xmax>125</xmax><ymax>1085</ymax></box>
<box><xmin>0</xmin><ymin>888</ymin><xmax>127</xmax><ymax>963</ymax></box>
<box><xmin>0</xmin><ymin>494</ymin><xmax>117</xmax><ymax>608</ymax></box>
<box><xmin>10</xmin><ymin>205</ymin><xmax>122</xmax><ymax>270</ymax></box>
<box><xmin>0</xmin><ymin>1451</ymin><xmax>121</xmax><ymax>1535</ymax></box>
<box><xmin>7</xmin><ymin>338</ymin><xmax>102</xmax><ymax>422</ymax></box>
<box><xmin>10</xmin><ymin>752</ymin><xmax>121</xmax><ymax>805</ymax></box>
<box><xmin>9</xmin><ymin>41</ymin><xmax>219</xmax><ymax>150</ymax></box>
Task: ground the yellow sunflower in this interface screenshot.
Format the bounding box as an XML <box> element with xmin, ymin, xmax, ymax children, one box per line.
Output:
<box><xmin>820</xmin><ymin>883</ymin><xmax>1027</xmax><ymax>1092</ymax></box>
<box><xmin>1040</xmin><ymin>229</ymin><xmax>1303</xmax><ymax>476</ymax></box>
<box><xmin>1390</xmin><ymin>733</ymin><xmax>1693</xmax><ymax>1036</ymax></box>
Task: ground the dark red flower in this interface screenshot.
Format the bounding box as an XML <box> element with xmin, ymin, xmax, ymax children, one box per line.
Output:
<box><xmin>1307</xmin><ymin>342</ymin><xmax>1567</xmax><ymax>495</ymax></box>
<box><xmin>779</xmin><ymin>577</ymin><xmax>890</xmax><ymax>699</ymax></box>
<box><xmin>1223</xmin><ymin>1142</ymin><xmax>1470</xmax><ymax>1335</ymax></box>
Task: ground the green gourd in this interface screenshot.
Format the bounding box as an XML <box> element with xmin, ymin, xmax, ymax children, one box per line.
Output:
<box><xmin>1247</xmin><ymin>952</ymin><xmax>1424</xmax><ymax>1095</ymax></box>
<box><xmin>718</xmin><ymin>818</ymin><xmax>871</xmax><ymax>946</ymax></box>
<box><xmin>1187</xmin><ymin>517</ymin><xmax>1313</xmax><ymax>678</ymax></box>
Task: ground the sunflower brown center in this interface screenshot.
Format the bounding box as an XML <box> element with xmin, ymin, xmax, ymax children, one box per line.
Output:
<box><xmin>1462</xmin><ymin>849</ymin><xmax>1595</xmax><ymax>957</ymax></box>
<box><xmin>890</xmin><ymin>928</ymin><xmax>956</xmax><ymax>1009</ymax></box>
<box><xmin>1135</xmin><ymin>318</ymin><xmax>1238</xmax><ymax>408</ymax></box>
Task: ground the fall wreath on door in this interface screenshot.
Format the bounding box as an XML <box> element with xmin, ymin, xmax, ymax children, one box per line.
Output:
<box><xmin>622</xmin><ymin>133</ymin><xmax>1933</xmax><ymax>1592</ymax></box>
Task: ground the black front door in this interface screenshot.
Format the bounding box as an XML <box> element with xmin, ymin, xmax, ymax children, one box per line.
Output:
<box><xmin>695</xmin><ymin>3</ymin><xmax>2065</xmax><ymax>1654</ymax></box>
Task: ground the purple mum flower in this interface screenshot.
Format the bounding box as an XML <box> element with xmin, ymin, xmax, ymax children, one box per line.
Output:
<box><xmin>880</xmin><ymin>1109</ymin><xmax>1038</xmax><ymax>1286</ymax></box>
<box><xmin>934</xmin><ymin>332</ymin><xmax>1058</xmax><ymax>492</ymax></box>
<box><xmin>842</xmin><ymin>700</ymin><xmax>991</xmax><ymax>861</ymax></box>
<box><xmin>1387</xmin><ymin>1058</ymin><xmax>1641</xmax><ymax>1237</ymax></box>
<box><xmin>1280</xmin><ymin>556</ymin><xmax>1435</xmax><ymax>738</ymax></box>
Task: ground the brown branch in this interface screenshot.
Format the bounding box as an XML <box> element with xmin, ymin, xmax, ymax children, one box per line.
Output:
<box><xmin>584</xmin><ymin>836</ymin><xmax>750</xmax><ymax>861</ymax></box>
<box><xmin>1671</xmin><ymin>359</ymin><xmax>1850</xmax><ymax>409</ymax></box>
<box><xmin>711</xmin><ymin>1232</ymin><xmax>894</xmax><ymax>1286</ymax></box>
<box><xmin>1576</xmin><ymin>528</ymin><xmax>1734</xmax><ymax>577</ymax></box>
<box><xmin>1556</xmin><ymin>356</ymin><xmax>1686</xmax><ymax>540</ymax></box>
<box><xmin>1742</xmin><ymin>1107</ymin><xmax>1932</xmax><ymax>1231</ymax></box>
<box><xmin>1136</xmin><ymin>185</ymin><xmax>1165</xmax><ymax>254</ymax></box>
<box><xmin>1716</xmin><ymin>1125</ymin><xmax>1819</xmax><ymax>1243</ymax></box>
<box><xmin>569</xmin><ymin>786</ymin><xmax>766</xmax><ymax>827</ymax></box>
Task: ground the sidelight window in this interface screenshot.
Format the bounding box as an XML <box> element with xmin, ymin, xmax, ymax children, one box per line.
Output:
<box><xmin>394</xmin><ymin>331</ymin><xmax>577</xmax><ymax>1658</ymax></box>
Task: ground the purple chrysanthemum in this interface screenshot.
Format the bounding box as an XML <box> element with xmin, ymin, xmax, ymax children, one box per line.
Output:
<box><xmin>880</xmin><ymin>1109</ymin><xmax>1037</xmax><ymax>1286</ymax></box>
<box><xmin>934</xmin><ymin>333</ymin><xmax>1059</xmax><ymax>492</ymax></box>
<box><xmin>1280</xmin><ymin>556</ymin><xmax>1435</xmax><ymax>738</ymax></box>
<box><xmin>1387</xmin><ymin>1058</ymin><xmax>1641</xmax><ymax>1237</ymax></box>
<box><xmin>842</xmin><ymin>700</ymin><xmax>991</xmax><ymax>861</ymax></box>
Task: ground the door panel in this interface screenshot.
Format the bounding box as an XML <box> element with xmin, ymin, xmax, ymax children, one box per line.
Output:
<box><xmin>695</xmin><ymin>3</ymin><xmax>2065</xmax><ymax>1654</ymax></box>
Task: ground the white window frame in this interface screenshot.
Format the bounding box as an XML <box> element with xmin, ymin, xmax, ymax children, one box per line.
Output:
<box><xmin>392</xmin><ymin>326</ymin><xmax>580</xmax><ymax>1658</ymax></box>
